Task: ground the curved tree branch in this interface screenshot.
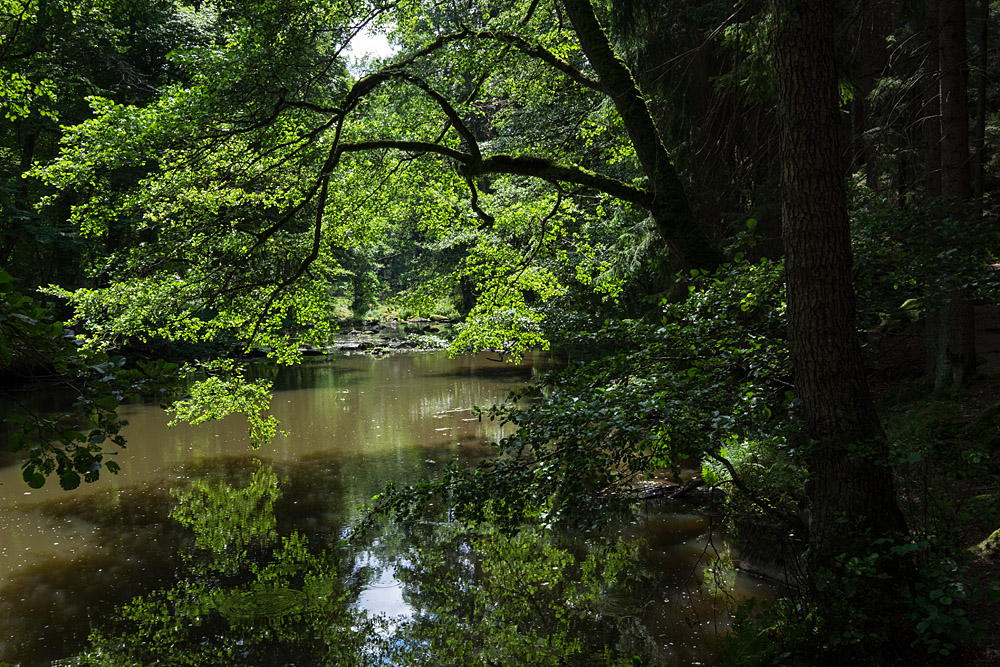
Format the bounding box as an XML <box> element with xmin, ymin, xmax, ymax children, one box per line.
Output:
<box><xmin>469</xmin><ymin>154</ymin><xmax>652</xmax><ymax>208</ymax></box>
<box><xmin>465</xmin><ymin>175</ymin><xmax>496</xmax><ymax>226</ymax></box>
<box><xmin>395</xmin><ymin>73</ymin><xmax>482</xmax><ymax>160</ymax></box>
<box><xmin>560</xmin><ymin>0</ymin><xmax>724</xmax><ymax>271</ymax></box>
<box><xmin>247</xmin><ymin>172</ymin><xmax>330</xmax><ymax>345</ymax></box>
<box><xmin>336</xmin><ymin>140</ymin><xmax>652</xmax><ymax>210</ymax></box>
<box><xmin>337</xmin><ymin>139</ymin><xmax>472</xmax><ymax>163</ymax></box>
<box><xmin>464</xmin><ymin>28</ymin><xmax>606</xmax><ymax>93</ymax></box>
<box><xmin>488</xmin><ymin>187</ymin><xmax>564</xmax><ymax>309</ymax></box>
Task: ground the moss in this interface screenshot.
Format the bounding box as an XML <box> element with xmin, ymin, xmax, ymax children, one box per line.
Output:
<box><xmin>883</xmin><ymin>397</ymin><xmax>964</xmax><ymax>444</ymax></box>
<box><xmin>962</xmin><ymin>402</ymin><xmax>1000</xmax><ymax>452</ymax></box>
<box><xmin>974</xmin><ymin>527</ymin><xmax>1000</xmax><ymax>558</ymax></box>
<box><xmin>878</xmin><ymin>379</ymin><xmax>934</xmax><ymax>411</ymax></box>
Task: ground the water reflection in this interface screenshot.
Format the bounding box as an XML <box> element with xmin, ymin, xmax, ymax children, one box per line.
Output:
<box><xmin>60</xmin><ymin>462</ymin><xmax>376</xmax><ymax>667</ymax></box>
<box><xmin>0</xmin><ymin>352</ymin><xmax>543</xmax><ymax>666</ymax></box>
<box><xmin>46</xmin><ymin>459</ymin><xmax>721</xmax><ymax>667</ymax></box>
<box><xmin>0</xmin><ymin>352</ymin><xmax>764</xmax><ymax>666</ymax></box>
<box><xmin>0</xmin><ymin>485</ymin><xmax>183</xmax><ymax>666</ymax></box>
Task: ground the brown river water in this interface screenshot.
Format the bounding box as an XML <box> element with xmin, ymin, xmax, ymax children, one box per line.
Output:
<box><xmin>0</xmin><ymin>351</ymin><xmax>769</xmax><ymax>666</ymax></box>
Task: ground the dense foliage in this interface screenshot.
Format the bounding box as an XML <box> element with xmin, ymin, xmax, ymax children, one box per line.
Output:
<box><xmin>375</xmin><ymin>258</ymin><xmax>792</xmax><ymax>531</ymax></box>
<box><xmin>2</xmin><ymin>0</ymin><xmax>999</xmax><ymax>664</ymax></box>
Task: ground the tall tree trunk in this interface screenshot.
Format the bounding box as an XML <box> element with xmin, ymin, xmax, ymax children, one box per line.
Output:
<box><xmin>921</xmin><ymin>0</ymin><xmax>943</xmax><ymax>374</ymax></box>
<box><xmin>852</xmin><ymin>2</ymin><xmax>878</xmax><ymax>188</ymax></box>
<box><xmin>772</xmin><ymin>0</ymin><xmax>908</xmax><ymax>620</ymax></box>
<box><xmin>921</xmin><ymin>0</ymin><xmax>941</xmax><ymax>199</ymax></box>
<box><xmin>939</xmin><ymin>0</ymin><xmax>971</xmax><ymax>201</ymax></box>
<box><xmin>972</xmin><ymin>0</ymin><xmax>988</xmax><ymax>207</ymax></box>
<box><xmin>929</xmin><ymin>0</ymin><xmax>976</xmax><ymax>390</ymax></box>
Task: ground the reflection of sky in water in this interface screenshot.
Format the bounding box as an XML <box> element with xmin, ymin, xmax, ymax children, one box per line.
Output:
<box><xmin>354</xmin><ymin>549</ymin><xmax>413</xmax><ymax>627</ymax></box>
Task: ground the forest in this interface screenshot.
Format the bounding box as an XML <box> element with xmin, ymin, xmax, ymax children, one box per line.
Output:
<box><xmin>1</xmin><ymin>0</ymin><xmax>999</xmax><ymax>664</ymax></box>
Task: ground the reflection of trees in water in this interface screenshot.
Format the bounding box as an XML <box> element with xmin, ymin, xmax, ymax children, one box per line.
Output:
<box><xmin>267</xmin><ymin>362</ymin><xmax>365</xmax><ymax>393</ymax></box>
<box><xmin>170</xmin><ymin>463</ymin><xmax>282</xmax><ymax>574</ymax></box>
<box><xmin>361</xmin><ymin>516</ymin><xmax>717</xmax><ymax>667</ymax></box>
<box><xmin>53</xmin><ymin>459</ymin><xmax>710</xmax><ymax>667</ymax></box>
<box><xmin>387</xmin><ymin>522</ymin><xmax>647</xmax><ymax>666</ymax></box>
<box><xmin>66</xmin><ymin>461</ymin><xmax>376</xmax><ymax>667</ymax></box>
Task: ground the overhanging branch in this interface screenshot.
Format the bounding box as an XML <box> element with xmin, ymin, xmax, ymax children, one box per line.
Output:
<box><xmin>334</xmin><ymin>140</ymin><xmax>651</xmax><ymax>210</ymax></box>
<box><xmin>337</xmin><ymin>140</ymin><xmax>472</xmax><ymax>163</ymax></box>
<box><xmin>463</xmin><ymin>28</ymin><xmax>606</xmax><ymax>94</ymax></box>
<box><xmin>469</xmin><ymin>155</ymin><xmax>651</xmax><ymax>208</ymax></box>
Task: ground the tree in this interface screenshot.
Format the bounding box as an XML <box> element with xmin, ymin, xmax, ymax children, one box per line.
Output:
<box><xmin>772</xmin><ymin>0</ymin><xmax>909</xmax><ymax>645</ymax></box>
<box><xmin>927</xmin><ymin>0</ymin><xmax>976</xmax><ymax>390</ymax></box>
<box><xmin>1</xmin><ymin>0</ymin><xmax>231</xmax><ymax>489</ymax></box>
<box><xmin>1</xmin><ymin>0</ymin><xmax>209</xmax><ymax>280</ymax></box>
<box><xmin>35</xmin><ymin>0</ymin><xmax>726</xmax><ymax>362</ymax></box>
<box><xmin>921</xmin><ymin>0</ymin><xmax>942</xmax><ymax>199</ymax></box>
<box><xmin>32</xmin><ymin>0</ymin><xmax>893</xmax><ymax>530</ymax></box>
<box><xmin>971</xmin><ymin>0</ymin><xmax>989</xmax><ymax>206</ymax></box>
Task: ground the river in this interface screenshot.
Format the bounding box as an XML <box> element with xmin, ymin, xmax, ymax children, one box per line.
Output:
<box><xmin>0</xmin><ymin>351</ymin><xmax>767</xmax><ymax>666</ymax></box>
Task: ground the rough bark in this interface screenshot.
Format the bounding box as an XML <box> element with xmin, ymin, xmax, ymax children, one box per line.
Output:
<box><xmin>972</xmin><ymin>0</ymin><xmax>988</xmax><ymax>206</ymax></box>
<box><xmin>773</xmin><ymin>0</ymin><xmax>907</xmax><ymax>573</ymax></box>
<box><xmin>929</xmin><ymin>0</ymin><xmax>976</xmax><ymax>390</ymax></box>
<box><xmin>921</xmin><ymin>0</ymin><xmax>941</xmax><ymax>199</ymax></box>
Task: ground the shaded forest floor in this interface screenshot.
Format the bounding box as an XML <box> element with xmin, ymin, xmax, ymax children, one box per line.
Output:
<box><xmin>965</xmin><ymin>305</ymin><xmax>1000</xmax><ymax>667</ymax></box>
<box><xmin>870</xmin><ymin>304</ymin><xmax>1000</xmax><ymax>665</ymax></box>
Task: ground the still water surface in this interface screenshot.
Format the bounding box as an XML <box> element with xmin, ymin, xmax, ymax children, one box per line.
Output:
<box><xmin>0</xmin><ymin>351</ymin><xmax>765</xmax><ymax>666</ymax></box>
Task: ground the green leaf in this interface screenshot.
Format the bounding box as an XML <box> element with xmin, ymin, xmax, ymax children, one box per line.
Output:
<box><xmin>95</xmin><ymin>395</ymin><xmax>119</xmax><ymax>412</ymax></box>
<box><xmin>7</xmin><ymin>433</ymin><xmax>25</xmax><ymax>452</ymax></box>
<box><xmin>59</xmin><ymin>471</ymin><xmax>81</xmax><ymax>491</ymax></box>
